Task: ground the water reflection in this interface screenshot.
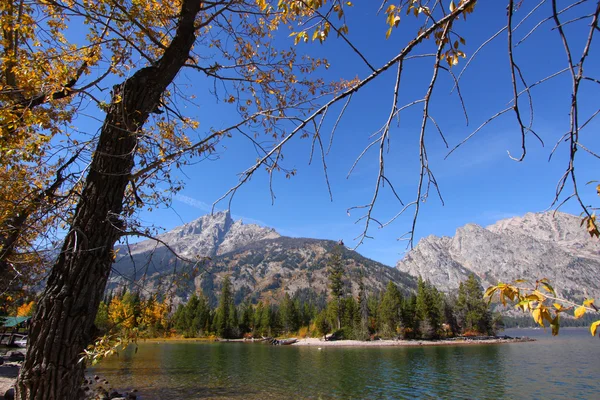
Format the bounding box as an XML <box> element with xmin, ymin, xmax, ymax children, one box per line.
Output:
<box><xmin>91</xmin><ymin>329</ymin><xmax>600</xmax><ymax>399</ymax></box>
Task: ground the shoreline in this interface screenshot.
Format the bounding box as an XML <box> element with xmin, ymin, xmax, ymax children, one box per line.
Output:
<box><xmin>137</xmin><ymin>335</ymin><xmax>534</xmax><ymax>347</ymax></box>
<box><xmin>291</xmin><ymin>336</ymin><xmax>534</xmax><ymax>347</ymax></box>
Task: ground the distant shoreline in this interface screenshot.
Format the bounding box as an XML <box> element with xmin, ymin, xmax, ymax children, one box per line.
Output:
<box><xmin>291</xmin><ymin>336</ymin><xmax>534</xmax><ymax>347</ymax></box>
<box><xmin>139</xmin><ymin>335</ymin><xmax>534</xmax><ymax>347</ymax></box>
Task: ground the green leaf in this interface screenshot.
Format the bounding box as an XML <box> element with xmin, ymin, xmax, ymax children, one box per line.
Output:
<box><xmin>551</xmin><ymin>315</ymin><xmax>559</xmax><ymax>336</ymax></box>
<box><xmin>540</xmin><ymin>281</ymin><xmax>556</xmax><ymax>296</ymax></box>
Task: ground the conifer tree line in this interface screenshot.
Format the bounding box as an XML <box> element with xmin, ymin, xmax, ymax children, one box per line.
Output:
<box><xmin>94</xmin><ymin>253</ymin><xmax>501</xmax><ymax>340</ymax></box>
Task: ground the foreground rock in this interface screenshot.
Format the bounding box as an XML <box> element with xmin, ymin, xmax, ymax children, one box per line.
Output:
<box><xmin>0</xmin><ymin>359</ymin><xmax>137</xmax><ymax>400</ymax></box>
<box><xmin>0</xmin><ymin>364</ymin><xmax>19</xmax><ymax>400</ymax></box>
<box><xmin>0</xmin><ymin>350</ymin><xmax>24</xmax><ymax>399</ymax></box>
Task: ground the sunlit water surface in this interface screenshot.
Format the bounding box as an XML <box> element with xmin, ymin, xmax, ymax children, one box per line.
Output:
<box><xmin>90</xmin><ymin>328</ymin><xmax>600</xmax><ymax>399</ymax></box>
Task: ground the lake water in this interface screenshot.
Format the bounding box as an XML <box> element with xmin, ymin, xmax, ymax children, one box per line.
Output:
<box><xmin>90</xmin><ymin>328</ymin><xmax>600</xmax><ymax>399</ymax></box>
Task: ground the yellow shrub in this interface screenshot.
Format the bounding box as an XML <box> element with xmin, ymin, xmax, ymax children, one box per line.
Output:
<box><xmin>298</xmin><ymin>326</ymin><xmax>309</xmax><ymax>338</ymax></box>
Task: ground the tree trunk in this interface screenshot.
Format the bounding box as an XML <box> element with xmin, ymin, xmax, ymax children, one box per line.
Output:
<box><xmin>15</xmin><ymin>1</ymin><xmax>201</xmax><ymax>398</ymax></box>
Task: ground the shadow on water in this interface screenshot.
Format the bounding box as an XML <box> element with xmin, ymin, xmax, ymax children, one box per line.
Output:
<box><xmin>91</xmin><ymin>329</ymin><xmax>599</xmax><ymax>399</ymax></box>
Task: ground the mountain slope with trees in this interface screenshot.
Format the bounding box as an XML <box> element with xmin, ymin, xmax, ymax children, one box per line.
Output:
<box><xmin>111</xmin><ymin>213</ymin><xmax>417</xmax><ymax>305</ymax></box>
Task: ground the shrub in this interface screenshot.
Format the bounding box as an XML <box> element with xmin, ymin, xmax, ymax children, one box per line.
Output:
<box><xmin>298</xmin><ymin>326</ymin><xmax>309</xmax><ymax>338</ymax></box>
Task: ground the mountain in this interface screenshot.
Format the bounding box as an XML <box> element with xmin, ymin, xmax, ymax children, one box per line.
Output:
<box><xmin>191</xmin><ymin>237</ymin><xmax>416</xmax><ymax>306</ymax></box>
<box><xmin>111</xmin><ymin>211</ymin><xmax>416</xmax><ymax>304</ymax></box>
<box><xmin>121</xmin><ymin>210</ymin><xmax>280</xmax><ymax>260</ymax></box>
<box><xmin>395</xmin><ymin>211</ymin><xmax>600</xmax><ymax>300</ymax></box>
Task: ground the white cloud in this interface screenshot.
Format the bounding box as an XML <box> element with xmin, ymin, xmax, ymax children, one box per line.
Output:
<box><xmin>174</xmin><ymin>194</ymin><xmax>211</xmax><ymax>211</ymax></box>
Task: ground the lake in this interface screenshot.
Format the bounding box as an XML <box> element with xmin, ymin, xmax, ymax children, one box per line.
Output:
<box><xmin>90</xmin><ymin>328</ymin><xmax>600</xmax><ymax>399</ymax></box>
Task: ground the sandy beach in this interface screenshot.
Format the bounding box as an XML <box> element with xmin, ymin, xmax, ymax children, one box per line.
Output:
<box><xmin>292</xmin><ymin>336</ymin><xmax>533</xmax><ymax>347</ymax></box>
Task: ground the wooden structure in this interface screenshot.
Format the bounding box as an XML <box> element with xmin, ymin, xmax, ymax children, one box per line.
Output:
<box><xmin>0</xmin><ymin>316</ymin><xmax>30</xmax><ymax>346</ymax></box>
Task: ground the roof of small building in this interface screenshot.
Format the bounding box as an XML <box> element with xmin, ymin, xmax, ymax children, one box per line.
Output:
<box><xmin>1</xmin><ymin>316</ymin><xmax>31</xmax><ymax>328</ymax></box>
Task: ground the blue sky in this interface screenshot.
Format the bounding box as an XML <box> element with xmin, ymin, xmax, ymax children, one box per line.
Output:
<box><xmin>129</xmin><ymin>1</ymin><xmax>600</xmax><ymax>267</ymax></box>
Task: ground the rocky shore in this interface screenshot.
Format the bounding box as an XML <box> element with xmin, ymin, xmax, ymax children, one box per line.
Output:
<box><xmin>0</xmin><ymin>350</ymin><xmax>24</xmax><ymax>400</ymax></box>
<box><xmin>292</xmin><ymin>335</ymin><xmax>534</xmax><ymax>347</ymax></box>
<box><xmin>0</xmin><ymin>350</ymin><xmax>137</xmax><ymax>400</ymax></box>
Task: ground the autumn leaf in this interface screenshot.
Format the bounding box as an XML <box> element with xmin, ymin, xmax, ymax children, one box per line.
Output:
<box><xmin>532</xmin><ymin>308</ymin><xmax>544</xmax><ymax>327</ymax></box>
<box><xmin>591</xmin><ymin>320</ymin><xmax>600</xmax><ymax>337</ymax></box>
<box><xmin>574</xmin><ymin>306</ymin><xmax>586</xmax><ymax>319</ymax></box>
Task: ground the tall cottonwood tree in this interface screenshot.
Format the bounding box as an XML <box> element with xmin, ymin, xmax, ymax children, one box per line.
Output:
<box><xmin>15</xmin><ymin>2</ymin><xmax>208</xmax><ymax>396</ymax></box>
<box><xmin>3</xmin><ymin>0</ymin><xmax>337</xmax><ymax>398</ymax></box>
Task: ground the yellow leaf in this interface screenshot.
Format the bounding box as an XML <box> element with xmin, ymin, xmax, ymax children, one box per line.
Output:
<box><xmin>591</xmin><ymin>320</ymin><xmax>600</xmax><ymax>336</ymax></box>
<box><xmin>484</xmin><ymin>286</ymin><xmax>497</xmax><ymax>298</ymax></box>
<box><xmin>541</xmin><ymin>308</ymin><xmax>553</xmax><ymax>324</ymax></box>
<box><xmin>312</xmin><ymin>29</ymin><xmax>320</xmax><ymax>41</ymax></box>
<box><xmin>532</xmin><ymin>308</ymin><xmax>544</xmax><ymax>327</ymax></box>
<box><xmin>583</xmin><ymin>298</ymin><xmax>595</xmax><ymax>307</ymax></box>
<box><xmin>449</xmin><ymin>1</ymin><xmax>456</xmax><ymax>12</ymax></box>
<box><xmin>574</xmin><ymin>306</ymin><xmax>586</xmax><ymax>319</ymax></box>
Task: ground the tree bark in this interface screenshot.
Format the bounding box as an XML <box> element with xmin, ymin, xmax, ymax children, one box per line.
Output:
<box><xmin>15</xmin><ymin>1</ymin><xmax>201</xmax><ymax>398</ymax></box>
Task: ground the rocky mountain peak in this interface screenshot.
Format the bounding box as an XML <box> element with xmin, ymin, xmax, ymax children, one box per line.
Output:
<box><xmin>116</xmin><ymin>210</ymin><xmax>279</xmax><ymax>263</ymax></box>
<box><xmin>396</xmin><ymin>211</ymin><xmax>600</xmax><ymax>300</ymax></box>
<box><xmin>111</xmin><ymin>214</ymin><xmax>415</xmax><ymax>305</ymax></box>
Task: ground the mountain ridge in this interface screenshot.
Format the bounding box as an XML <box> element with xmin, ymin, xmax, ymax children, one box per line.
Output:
<box><xmin>111</xmin><ymin>211</ymin><xmax>416</xmax><ymax>304</ymax></box>
<box><xmin>395</xmin><ymin>211</ymin><xmax>600</xmax><ymax>300</ymax></box>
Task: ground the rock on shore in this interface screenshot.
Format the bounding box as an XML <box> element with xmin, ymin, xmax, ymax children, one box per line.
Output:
<box><xmin>0</xmin><ymin>350</ymin><xmax>137</xmax><ymax>400</ymax></box>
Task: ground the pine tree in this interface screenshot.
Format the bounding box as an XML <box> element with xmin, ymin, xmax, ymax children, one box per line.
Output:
<box><xmin>239</xmin><ymin>301</ymin><xmax>254</xmax><ymax>335</ymax></box>
<box><xmin>173</xmin><ymin>304</ymin><xmax>187</xmax><ymax>333</ymax></box>
<box><xmin>185</xmin><ymin>294</ymin><xmax>201</xmax><ymax>337</ymax></box>
<box><xmin>228</xmin><ymin>300</ymin><xmax>239</xmax><ymax>338</ymax></box>
<box><xmin>280</xmin><ymin>293</ymin><xmax>299</xmax><ymax>333</ymax></box>
<box><xmin>327</xmin><ymin>247</ymin><xmax>345</xmax><ymax>329</ymax></box>
<box><xmin>416</xmin><ymin>277</ymin><xmax>443</xmax><ymax>339</ymax></box>
<box><xmin>216</xmin><ymin>276</ymin><xmax>235</xmax><ymax>338</ymax></box>
<box><xmin>442</xmin><ymin>293</ymin><xmax>459</xmax><ymax>337</ymax></box>
<box><xmin>379</xmin><ymin>281</ymin><xmax>403</xmax><ymax>338</ymax></box>
<box><xmin>455</xmin><ymin>275</ymin><xmax>494</xmax><ymax>335</ymax></box>
<box><xmin>357</xmin><ymin>277</ymin><xmax>370</xmax><ymax>338</ymax></box>
<box><xmin>260</xmin><ymin>303</ymin><xmax>273</xmax><ymax>337</ymax></box>
<box><xmin>131</xmin><ymin>291</ymin><xmax>142</xmax><ymax>328</ymax></box>
<box><xmin>400</xmin><ymin>294</ymin><xmax>419</xmax><ymax>339</ymax></box>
